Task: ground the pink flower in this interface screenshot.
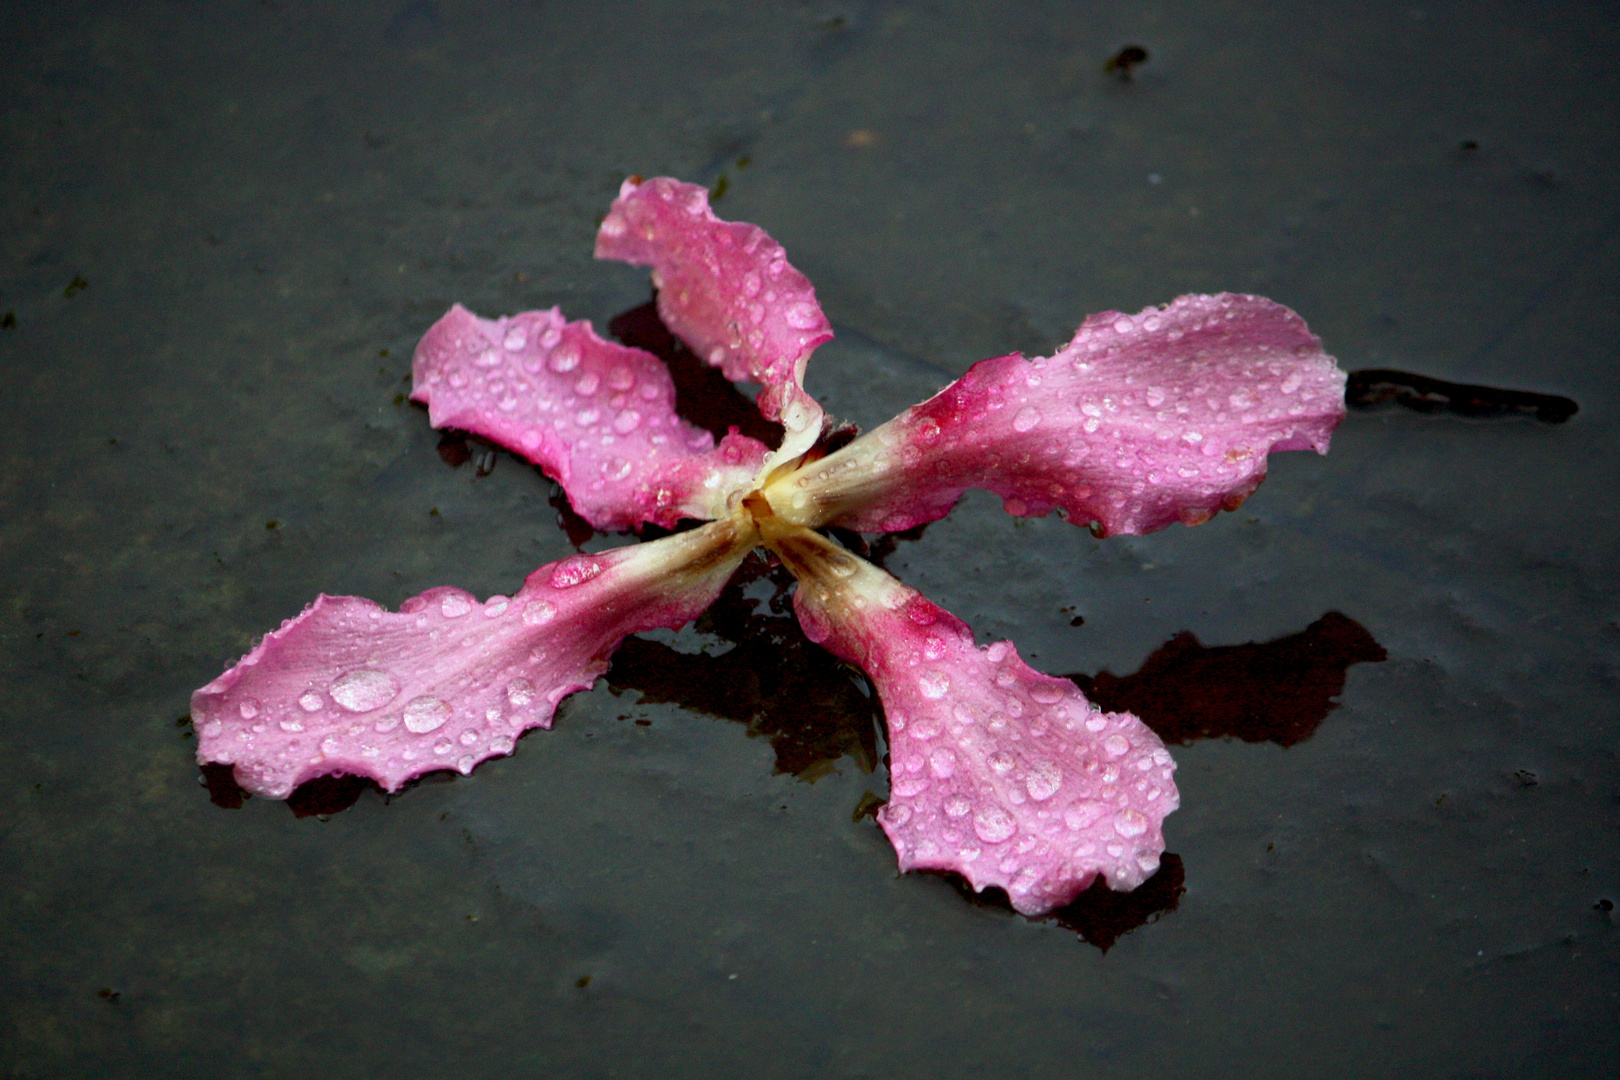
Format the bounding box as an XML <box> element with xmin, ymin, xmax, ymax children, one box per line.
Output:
<box><xmin>192</xmin><ymin>177</ymin><xmax>1346</xmax><ymax>916</ymax></box>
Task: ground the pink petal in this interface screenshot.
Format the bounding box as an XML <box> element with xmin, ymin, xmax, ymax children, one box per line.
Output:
<box><xmin>192</xmin><ymin>518</ymin><xmax>755</xmax><ymax>798</ymax></box>
<box><xmin>767</xmin><ymin>294</ymin><xmax>1345</xmax><ymax>536</ymax></box>
<box><xmin>767</xmin><ymin>525</ymin><xmax>1178</xmax><ymax>916</ymax></box>
<box><xmin>412</xmin><ymin>304</ymin><xmax>768</xmax><ymax>530</ymax></box>
<box><xmin>595</xmin><ymin>176</ymin><xmax>833</xmax><ymax>464</ymax></box>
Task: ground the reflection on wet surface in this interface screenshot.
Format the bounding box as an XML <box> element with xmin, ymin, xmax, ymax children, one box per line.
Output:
<box><xmin>199</xmin><ymin>575</ymin><xmax>1378</xmax><ymax>953</ymax></box>
<box><xmin>1070</xmin><ymin>612</ymin><xmax>1387</xmax><ymax>747</ymax></box>
<box><xmin>606</xmin><ymin>554</ymin><xmax>882</xmax><ymax>781</ymax></box>
<box><xmin>609</xmin><ymin>298</ymin><xmax>785</xmax><ymax>448</ymax></box>
<box><xmin>1346</xmin><ymin>368</ymin><xmax>1578</xmax><ymax>423</ymax></box>
<box><xmin>947</xmin><ymin>853</ymin><xmax>1187</xmax><ymax>951</ymax></box>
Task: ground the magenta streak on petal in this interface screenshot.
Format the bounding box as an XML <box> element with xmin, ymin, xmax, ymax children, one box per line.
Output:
<box><xmin>770</xmin><ymin>528</ymin><xmax>1178</xmax><ymax>917</ymax></box>
<box><xmin>192</xmin><ymin>518</ymin><xmax>754</xmax><ymax>799</ymax></box>
<box><xmin>769</xmin><ymin>293</ymin><xmax>1345</xmax><ymax>537</ymax></box>
<box><xmin>595</xmin><ymin>176</ymin><xmax>833</xmax><ymax>463</ymax></box>
<box><xmin>411</xmin><ymin>304</ymin><xmax>768</xmax><ymax>530</ymax></box>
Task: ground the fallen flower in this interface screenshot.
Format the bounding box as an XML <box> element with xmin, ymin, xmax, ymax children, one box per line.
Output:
<box><xmin>192</xmin><ymin>177</ymin><xmax>1345</xmax><ymax>915</ymax></box>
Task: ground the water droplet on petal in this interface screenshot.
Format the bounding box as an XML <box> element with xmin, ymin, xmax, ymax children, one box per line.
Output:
<box><xmin>330</xmin><ymin>669</ymin><xmax>400</xmax><ymax>713</ymax></box>
<box><xmin>522</xmin><ymin>599</ymin><xmax>556</xmax><ymax>625</ymax></box>
<box><xmin>1013</xmin><ymin>406</ymin><xmax>1042</xmax><ymax>432</ymax></box>
<box><xmin>918</xmin><ymin>670</ymin><xmax>950</xmax><ymax>699</ymax></box>
<box><xmin>503</xmin><ymin>328</ymin><xmax>526</xmax><ymax>351</ymax></box>
<box><xmin>1103</xmin><ymin>734</ymin><xmax>1131</xmax><ymax>757</ymax></box>
<box><xmin>973</xmin><ymin>806</ymin><xmax>1017</xmax><ymax>843</ymax></box>
<box><xmin>403</xmin><ymin>696</ymin><xmax>451</xmax><ymax>734</ymax></box>
<box><xmin>1114</xmin><ymin>809</ymin><xmax>1148</xmax><ymax>838</ymax></box>
<box><xmin>507</xmin><ymin>679</ymin><xmax>534</xmax><ymax>706</ymax></box>
<box><xmin>440</xmin><ymin>594</ymin><xmax>471</xmax><ymax>618</ymax></box>
<box><xmin>1030</xmin><ymin>683</ymin><xmax>1064</xmax><ymax>705</ymax></box>
<box><xmin>550</xmin><ymin>557</ymin><xmax>603</xmax><ymax>589</ymax></box>
<box><xmin>891</xmin><ymin>774</ymin><xmax>929</xmax><ymax>797</ymax></box>
<box><xmin>548</xmin><ymin>347</ymin><xmax>579</xmax><ymax>373</ymax></box>
<box><xmin>298</xmin><ymin>692</ymin><xmax>323</xmax><ymax>713</ymax></box>
<box><xmin>1025</xmin><ymin>760</ymin><xmax>1062</xmax><ymax>801</ymax></box>
<box><xmin>612</xmin><ymin>410</ymin><xmax>641</xmax><ymax>434</ymax></box>
<box><xmin>784</xmin><ymin>302</ymin><xmax>820</xmax><ymax>329</ymax></box>
<box><xmin>238</xmin><ymin>699</ymin><xmax>260</xmax><ymax>720</ymax></box>
<box><xmin>1064</xmin><ymin>801</ymin><xmax>1104</xmax><ymax>830</ymax></box>
<box><xmin>944</xmin><ymin>795</ymin><xmax>971</xmax><ymax>817</ymax></box>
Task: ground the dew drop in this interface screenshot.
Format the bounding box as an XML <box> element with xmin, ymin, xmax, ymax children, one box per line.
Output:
<box><xmin>298</xmin><ymin>692</ymin><xmax>323</xmax><ymax>713</ymax></box>
<box><xmin>1103</xmin><ymin>733</ymin><xmax>1131</xmax><ymax>757</ymax></box>
<box><xmin>550</xmin><ymin>557</ymin><xmax>603</xmax><ymax>589</ymax></box>
<box><xmin>1064</xmin><ymin>801</ymin><xmax>1104</xmax><ymax>831</ymax></box>
<box><xmin>973</xmin><ymin>806</ymin><xmax>1017</xmax><ymax>843</ymax></box>
<box><xmin>1013</xmin><ymin>406</ymin><xmax>1042</xmax><ymax>432</ymax></box>
<box><xmin>1025</xmin><ymin>760</ymin><xmax>1063</xmax><ymax>801</ymax></box>
<box><xmin>784</xmin><ymin>302</ymin><xmax>820</xmax><ymax>329</ymax></box>
<box><xmin>548</xmin><ymin>347</ymin><xmax>580</xmax><ymax>373</ymax></box>
<box><xmin>330</xmin><ymin>669</ymin><xmax>401</xmax><ymax>713</ymax></box>
<box><xmin>1114</xmin><ymin>809</ymin><xmax>1148</xmax><ymax>838</ymax></box>
<box><xmin>503</xmin><ymin>328</ymin><xmax>526</xmax><ymax>351</ymax></box>
<box><xmin>917</xmin><ymin>670</ymin><xmax>950</xmax><ymax>699</ymax></box>
<box><xmin>612</xmin><ymin>410</ymin><xmax>642</xmax><ymax>434</ymax></box>
<box><xmin>507</xmin><ymin>678</ymin><xmax>534</xmax><ymax>707</ymax></box>
<box><xmin>944</xmin><ymin>794</ymin><xmax>971</xmax><ymax>818</ymax></box>
<box><xmin>1030</xmin><ymin>683</ymin><xmax>1064</xmax><ymax>705</ymax></box>
<box><xmin>403</xmin><ymin>696</ymin><xmax>452</xmax><ymax>734</ymax></box>
<box><xmin>440</xmin><ymin>594</ymin><xmax>472</xmax><ymax>618</ymax></box>
<box><xmin>891</xmin><ymin>774</ymin><xmax>930</xmax><ymax>797</ymax></box>
<box><xmin>238</xmin><ymin>699</ymin><xmax>260</xmax><ymax>720</ymax></box>
<box><xmin>522</xmin><ymin>599</ymin><xmax>557</xmax><ymax>625</ymax></box>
